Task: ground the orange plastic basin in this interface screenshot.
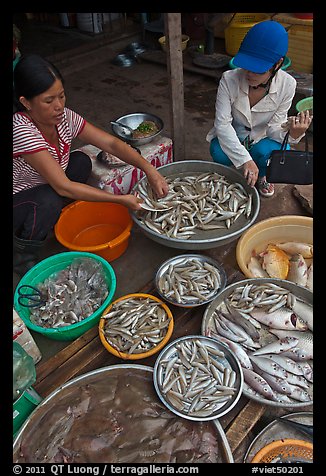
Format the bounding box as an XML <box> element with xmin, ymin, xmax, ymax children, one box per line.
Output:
<box><xmin>54</xmin><ymin>201</ymin><xmax>133</xmax><ymax>262</ymax></box>
<box><xmin>99</xmin><ymin>293</ymin><xmax>174</xmax><ymax>360</ymax></box>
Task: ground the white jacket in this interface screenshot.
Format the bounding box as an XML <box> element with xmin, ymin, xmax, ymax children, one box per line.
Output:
<box><xmin>206</xmin><ymin>68</ymin><xmax>304</xmax><ymax>168</ymax></box>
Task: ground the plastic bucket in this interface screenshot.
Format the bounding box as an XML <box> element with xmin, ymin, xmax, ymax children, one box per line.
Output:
<box><xmin>13</xmin><ymin>387</ymin><xmax>42</xmax><ymax>437</ymax></box>
<box><xmin>236</xmin><ymin>215</ymin><xmax>313</xmax><ymax>279</ymax></box>
<box><xmin>13</xmin><ymin>252</ymin><xmax>117</xmax><ymax>341</ymax></box>
<box><xmin>55</xmin><ymin>201</ymin><xmax>133</xmax><ymax>262</ymax></box>
<box><xmin>296</xmin><ymin>96</ymin><xmax>313</xmax><ymax>113</ymax></box>
<box><xmin>229</xmin><ymin>55</ymin><xmax>291</xmax><ymax>70</ymax></box>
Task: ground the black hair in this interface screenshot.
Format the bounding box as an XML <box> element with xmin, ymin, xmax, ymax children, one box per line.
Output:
<box><xmin>13</xmin><ymin>54</ymin><xmax>64</xmax><ymax>112</ymax></box>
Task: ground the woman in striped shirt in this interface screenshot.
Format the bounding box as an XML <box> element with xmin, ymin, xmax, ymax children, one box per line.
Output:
<box><xmin>13</xmin><ymin>54</ymin><xmax>169</xmax><ymax>276</ymax></box>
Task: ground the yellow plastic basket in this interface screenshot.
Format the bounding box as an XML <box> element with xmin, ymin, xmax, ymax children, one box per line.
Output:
<box><xmin>225</xmin><ymin>13</ymin><xmax>271</xmax><ymax>56</ymax></box>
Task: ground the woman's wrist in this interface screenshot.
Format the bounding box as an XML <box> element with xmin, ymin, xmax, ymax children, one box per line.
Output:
<box><xmin>289</xmin><ymin>131</ymin><xmax>305</xmax><ymax>140</ymax></box>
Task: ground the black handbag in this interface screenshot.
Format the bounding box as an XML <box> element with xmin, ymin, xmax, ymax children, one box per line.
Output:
<box><xmin>266</xmin><ymin>131</ymin><xmax>313</xmax><ymax>185</ymax></box>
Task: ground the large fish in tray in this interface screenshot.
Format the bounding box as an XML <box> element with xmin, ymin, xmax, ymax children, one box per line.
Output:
<box><xmin>249</xmin><ymin>308</ymin><xmax>308</xmax><ymax>331</ymax></box>
<box><xmin>203</xmin><ymin>280</ymin><xmax>313</xmax><ymax>407</ymax></box>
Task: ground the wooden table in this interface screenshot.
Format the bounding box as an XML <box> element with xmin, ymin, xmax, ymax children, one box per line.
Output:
<box><xmin>34</xmin><ymin>267</ymin><xmax>267</xmax><ymax>463</ymax></box>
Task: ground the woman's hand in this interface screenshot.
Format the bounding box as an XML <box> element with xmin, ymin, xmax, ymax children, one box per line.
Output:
<box><xmin>289</xmin><ymin>110</ymin><xmax>313</xmax><ymax>139</ymax></box>
<box><xmin>121</xmin><ymin>194</ymin><xmax>144</xmax><ymax>211</ymax></box>
<box><xmin>241</xmin><ymin>159</ymin><xmax>259</xmax><ymax>187</ymax></box>
<box><xmin>145</xmin><ymin>168</ymin><xmax>169</xmax><ymax>198</ymax></box>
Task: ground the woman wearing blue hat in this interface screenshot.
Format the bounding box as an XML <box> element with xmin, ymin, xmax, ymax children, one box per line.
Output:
<box><xmin>206</xmin><ymin>20</ymin><xmax>312</xmax><ymax>197</ymax></box>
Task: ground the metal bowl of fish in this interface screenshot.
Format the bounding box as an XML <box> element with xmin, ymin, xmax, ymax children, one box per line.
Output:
<box><xmin>155</xmin><ymin>254</ymin><xmax>227</xmax><ymax>308</ymax></box>
<box><xmin>236</xmin><ymin>215</ymin><xmax>313</xmax><ymax>292</ymax></box>
<box><xmin>201</xmin><ymin>278</ymin><xmax>313</xmax><ymax>408</ymax></box>
<box><xmin>131</xmin><ymin>160</ymin><xmax>260</xmax><ymax>250</ymax></box>
<box><xmin>98</xmin><ymin>293</ymin><xmax>174</xmax><ymax>360</ymax></box>
<box><xmin>153</xmin><ymin>335</ymin><xmax>243</xmax><ymax>421</ymax></box>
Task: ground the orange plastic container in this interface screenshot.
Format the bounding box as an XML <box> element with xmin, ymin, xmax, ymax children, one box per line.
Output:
<box><xmin>54</xmin><ymin>201</ymin><xmax>133</xmax><ymax>262</ymax></box>
<box><xmin>99</xmin><ymin>293</ymin><xmax>174</xmax><ymax>360</ymax></box>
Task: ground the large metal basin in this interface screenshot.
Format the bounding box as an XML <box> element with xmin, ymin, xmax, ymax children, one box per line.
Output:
<box><xmin>13</xmin><ymin>365</ymin><xmax>234</xmax><ymax>463</ymax></box>
<box><xmin>131</xmin><ymin>160</ymin><xmax>260</xmax><ymax>250</ymax></box>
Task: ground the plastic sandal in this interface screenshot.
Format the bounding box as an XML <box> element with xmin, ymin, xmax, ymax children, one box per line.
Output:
<box><xmin>258</xmin><ymin>179</ymin><xmax>275</xmax><ymax>197</ymax></box>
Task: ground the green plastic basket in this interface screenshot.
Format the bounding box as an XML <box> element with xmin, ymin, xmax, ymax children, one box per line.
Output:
<box><xmin>229</xmin><ymin>55</ymin><xmax>291</xmax><ymax>71</ymax></box>
<box><xmin>13</xmin><ymin>252</ymin><xmax>117</xmax><ymax>341</ymax></box>
<box><xmin>296</xmin><ymin>97</ymin><xmax>313</xmax><ymax>131</ymax></box>
<box><xmin>296</xmin><ymin>96</ymin><xmax>313</xmax><ymax>113</ymax></box>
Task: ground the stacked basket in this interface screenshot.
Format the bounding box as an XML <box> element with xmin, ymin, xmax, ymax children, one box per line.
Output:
<box><xmin>224</xmin><ymin>13</ymin><xmax>270</xmax><ymax>56</ymax></box>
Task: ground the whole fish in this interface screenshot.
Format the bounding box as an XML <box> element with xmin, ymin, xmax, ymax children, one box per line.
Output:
<box><xmin>261</xmin><ymin>244</ymin><xmax>289</xmax><ymax>279</ymax></box>
<box><xmin>287</xmin><ymin>253</ymin><xmax>308</xmax><ymax>288</ymax></box>
<box><xmin>262</xmin><ymin>353</ymin><xmax>305</xmax><ymax>376</ymax></box>
<box><xmin>286</xmin><ymin>384</ymin><xmax>312</xmax><ymax>402</ymax></box>
<box><xmin>277</xmin><ymin>242</ymin><xmax>313</xmax><ymax>259</ymax></box>
<box><xmin>252</xmin><ymin>337</ymin><xmax>299</xmax><ymax>356</ymax></box>
<box><xmin>286</xmin><ymin>373</ymin><xmax>310</xmax><ymax>390</ymax></box>
<box><xmin>212</xmin><ymin>313</ymin><xmax>247</xmax><ymax>343</ymax></box>
<box><xmin>297</xmin><ymin>361</ymin><xmax>313</xmax><ymax>382</ymax></box>
<box><xmin>259</xmin><ymin>371</ymin><xmax>293</xmax><ymax>395</ymax></box>
<box><xmin>242</xmin><ymin>368</ymin><xmax>277</xmax><ymax>401</ymax></box>
<box><xmin>249</xmin><ymin>355</ymin><xmax>288</xmax><ymax>379</ymax></box>
<box><xmin>209</xmin><ymin>334</ymin><xmax>253</xmax><ymax>370</ymax></box>
<box><xmin>217</xmin><ymin>313</ymin><xmax>260</xmax><ymax>349</ymax></box>
<box><xmin>282</xmin><ymin>348</ymin><xmax>313</xmax><ymax>362</ymax></box>
<box><xmin>224</xmin><ymin>302</ymin><xmax>261</xmax><ymax>341</ymax></box>
<box><xmin>288</xmin><ymin>296</ymin><xmax>313</xmax><ymax>331</ymax></box>
<box><xmin>250</xmin><ymin>308</ymin><xmax>307</xmax><ymax>331</ymax></box>
<box><xmin>269</xmin><ymin>330</ymin><xmax>313</xmax><ymax>360</ymax></box>
<box><xmin>247</xmin><ymin>256</ymin><xmax>269</xmax><ymax>278</ymax></box>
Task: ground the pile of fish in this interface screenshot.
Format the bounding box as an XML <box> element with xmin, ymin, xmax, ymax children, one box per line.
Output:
<box><xmin>101</xmin><ymin>296</ymin><xmax>172</xmax><ymax>355</ymax></box>
<box><xmin>205</xmin><ymin>282</ymin><xmax>313</xmax><ymax>405</ymax></box>
<box><xmin>157</xmin><ymin>256</ymin><xmax>224</xmax><ymax>305</ymax></box>
<box><xmin>247</xmin><ymin>241</ymin><xmax>313</xmax><ymax>291</ymax></box>
<box><xmin>30</xmin><ymin>258</ymin><xmax>108</xmax><ymax>328</ymax></box>
<box><xmin>134</xmin><ymin>172</ymin><xmax>253</xmax><ymax>239</ymax></box>
<box><xmin>156</xmin><ymin>338</ymin><xmax>239</xmax><ymax>418</ymax></box>
<box><xmin>14</xmin><ymin>367</ymin><xmax>223</xmax><ymax>463</ymax></box>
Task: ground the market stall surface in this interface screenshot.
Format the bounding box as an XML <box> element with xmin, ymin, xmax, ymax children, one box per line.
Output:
<box><xmin>13</xmin><ymin>18</ymin><xmax>313</xmax><ymax>463</ymax></box>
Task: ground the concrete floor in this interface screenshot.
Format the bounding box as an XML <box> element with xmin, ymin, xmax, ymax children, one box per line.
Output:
<box><xmin>13</xmin><ymin>17</ymin><xmax>313</xmax><ymax>362</ymax></box>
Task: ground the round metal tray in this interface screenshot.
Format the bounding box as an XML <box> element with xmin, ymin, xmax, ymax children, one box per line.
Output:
<box><xmin>192</xmin><ymin>53</ymin><xmax>231</xmax><ymax>69</ymax></box>
<box><xmin>244</xmin><ymin>411</ymin><xmax>313</xmax><ymax>463</ymax></box>
<box><xmin>201</xmin><ymin>278</ymin><xmax>313</xmax><ymax>408</ymax></box>
<box><xmin>153</xmin><ymin>335</ymin><xmax>243</xmax><ymax>421</ymax></box>
<box><xmin>13</xmin><ymin>364</ymin><xmax>234</xmax><ymax>463</ymax></box>
<box><xmin>155</xmin><ymin>253</ymin><xmax>227</xmax><ymax>308</ymax></box>
<box><xmin>131</xmin><ymin>161</ymin><xmax>260</xmax><ymax>250</ymax></box>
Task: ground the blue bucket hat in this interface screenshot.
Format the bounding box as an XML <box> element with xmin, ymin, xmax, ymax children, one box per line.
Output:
<box><xmin>233</xmin><ymin>20</ymin><xmax>288</xmax><ymax>73</ymax></box>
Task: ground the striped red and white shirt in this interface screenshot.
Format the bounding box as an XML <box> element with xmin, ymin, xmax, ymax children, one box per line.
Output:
<box><xmin>13</xmin><ymin>107</ymin><xmax>86</xmax><ymax>194</ymax></box>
